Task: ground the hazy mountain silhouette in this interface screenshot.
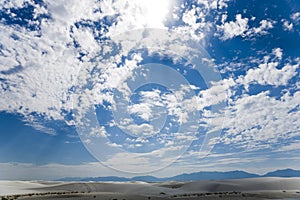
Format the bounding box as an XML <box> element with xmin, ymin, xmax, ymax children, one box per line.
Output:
<box><xmin>57</xmin><ymin>169</ymin><xmax>300</xmax><ymax>182</ymax></box>
<box><xmin>263</xmin><ymin>169</ymin><xmax>300</xmax><ymax>177</ymax></box>
<box><xmin>169</xmin><ymin>170</ymin><xmax>258</xmax><ymax>181</ymax></box>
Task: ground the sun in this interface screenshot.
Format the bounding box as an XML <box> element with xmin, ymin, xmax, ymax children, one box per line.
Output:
<box><xmin>138</xmin><ymin>0</ymin><xmax>171</xmax><ymax>28</ymax></box>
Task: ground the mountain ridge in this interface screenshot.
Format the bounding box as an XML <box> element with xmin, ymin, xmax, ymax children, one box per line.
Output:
<box><xmin>56</xmin><ymin>169</ymin><xmax>300</xmax><ymax>182</ymax></box>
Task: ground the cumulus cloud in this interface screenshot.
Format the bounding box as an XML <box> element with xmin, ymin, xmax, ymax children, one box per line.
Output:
<box><xmin>188</xmin><ymin>51</ymin><xmax>300</xmax><ymax>152</ymax></box>
<box><xmin>217</xmin><ymin>15</ymin><xmax>274</xmax><ymax>40</ymax></box>
<box><xmin>128</xmin><ymin>89</ymin><xmax>165</xmax><ymax>121</ymax></box>
<box><xmin>247</xmin><ymin>19</ymin><xmax>274</xmax><ymax>36</ymax></box>
<box><xmin>172</xmin><ymin>0</ymin><xmax>229</xmax><ymax>43</ymax></box>
<box><xmin>218</xmin><ymin>14</ymin><xmax>249</xmax><ymax>40</ymax></box>
<box><xmin>282</xmin><ymin>19</ymin><xmax>294</xmax><ymax>31</ymax></box>
<box><xmin>291</xmin><ymin>12</ymin><xmax>300</xmax><ymax>23</ymax></box>
<box><xmin>241</xmin><ymin>61</ymin><xmax>298</xmax><ymax>88</ymax></box>
<box><xmin>0</xmin><ymin>0</ymin><xmax>230</xmax><ymax>130</ymax></box>
<box><xmin>1</xmin><ymin>0</ymin><xmax>300</xmax><ymax>176</ymax></box>
<box><xmin>0</xmin><ymin>0</ymin><xmax>173</xmax><ymax>126</ymax></box>
<box><xmin>272</xmin><ymin>48</ymin><xmax>283</xmax><ymax>60</ymax></box>
<box><xmin>0</xmin><ymin>23</ymin><xmax>79</xmax><ymax>122</ymax></box>
<box><xmin>217</xmin><ymin>90</ymin><xmax>300</xmax><ymax>150</ymax></box>
<box><xmin>124</xmin><ymin>123</ymin><xmax>156</xmax><ymax>137</ymax></box>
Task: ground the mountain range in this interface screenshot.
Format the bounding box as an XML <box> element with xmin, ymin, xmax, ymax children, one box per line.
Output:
<box><xmin>57</xmin><ymin>168</ymin><xmax>300</xmax><ymax>182</ymax></box>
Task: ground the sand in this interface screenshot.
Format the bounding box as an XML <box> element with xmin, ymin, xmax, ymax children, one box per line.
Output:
<box><xmin>1</xmin><ymin>177</ymin><xmax>300</xmax><ymax>199</ymax></box>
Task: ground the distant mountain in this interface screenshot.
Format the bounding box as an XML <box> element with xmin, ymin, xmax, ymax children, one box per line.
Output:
<box><xmin>263</xmin><ymin>169</ymin><xmax>300</xmax><ymax>177</ymax></box>
<box><xmin>57</xmin><ymin>176</ymin><xmax>131</xmax><ymax>182</ymax></box>
<box><xmin>131</xmin><ymin>176</ymin><xmax>164</xmax><ymax>182</ymax></box>
<box><xmin>57</xmin><ymin>169</ymin><xmax>300</xmax><ymax>182</ymax></box>
<box><xmin>57</xmin><ymin>170</ymin><xmax>258</xmax><ymax>182</ymax></box>
<box><xmin>170</xmin><ymin>170</ymin><xmax>258</xmax><ymax>181</ymax></box>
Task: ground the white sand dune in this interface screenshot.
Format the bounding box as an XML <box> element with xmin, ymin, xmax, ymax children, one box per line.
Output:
<box><xmin>1</xmin><ymin>178</ymin><xmax>300</xmax><ymax>199</ymax></box>
<box><xmin>178</xmin><ymin>177</ymin><xmax>300</xmax><ymax>192</ymax></box>
<box><xmin>0</xmin><ymin>181</ymin><xmax>51</xmax><ymax>196</ymax></box>
<box><xmin>34</xmin><ymin>181</ymin><xmax>178</xmax><ymax>196</ymax></box>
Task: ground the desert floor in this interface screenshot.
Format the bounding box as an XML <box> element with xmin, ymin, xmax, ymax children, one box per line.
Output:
<box><xmin>1</xmin><ymin>177</ymin><xmax>300</xmax><ymax>199</ymax></box>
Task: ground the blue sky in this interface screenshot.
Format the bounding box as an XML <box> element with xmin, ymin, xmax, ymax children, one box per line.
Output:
<box><xmin>0</xmin><ymin>0</ymin><xmax>300</xmax><ymax>180</ymax></box>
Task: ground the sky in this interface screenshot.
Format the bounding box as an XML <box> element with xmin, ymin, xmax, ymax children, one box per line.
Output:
<box><xmin>0</xmin><ymin>0</ymin><xmax>300</xmax><ymax>180</ymax></box>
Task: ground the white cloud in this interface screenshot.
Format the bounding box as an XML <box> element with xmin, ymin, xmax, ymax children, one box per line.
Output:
<box><xmin>218</xmin><ymin>14</ymin><xmax>249</xmax><ymax>40</ymax></box>
<box><xmin>1</xmin><ymin>0</ymin><xmax>299</xmax><ymax>176</ymax></box>
<box><xmin>173</xmin><ymin>0</ymin><xmax>229</xmax><ymax>42</ymax></box>
<box><xmin>276</xmin><ymin>141</ymin><xmax>300</xmax><ymax>152</ymax></box>
<box><xmin>127</xmin><ymin>89</ymin><xmax>165</xmax><ymax>121</ymax></box>
<box><xmin>124</xmin><ymin>123</ymin><xmax>156</xmax><ymax>137</ymax></box>
<box><xmin>186</xmin><ymin>53</ymin><xmax>300</xmax><ymax>152</ymax></box>
<box><xmin>27</xmin><ymin>122</ymin><xmax>57</xmax><ymax>136</ymax></box>
<box><xmin>181</xmin><ymin>78</ymin><xmax>235</xmax><ymax>114</ymax></box>
<box><xmin>97</xmin><ymin>0</ymin><xmax>172</xmax><ymax>37</ymax></box>
<box><xmin>241</xmin><ymin>61</ymin><xmax>298</xmax><ymax>88</ymax></box>
<box><xmin>282</xmin><ymin>19</ymin><xmax>294</xmax><ymax>31</ymax></box>
<box><xmin>272</xmin><ymin>48</ymin><xmax>283</xmax><ymax>60</ymax></box>
<box><xmin>89</xmin><ymin>126</ymin><xmax>107</xmax><ymax>138</ymax></box>
<box><xmin>0</xmin><ymin>0</ymin><xmax>183</xmax><ymax>129</ymax></box>
<box><xmin>128</xmin><ymin>103</ymin><xmax>154</xmax><ymax>121</ymax></box>
<box><xmin>247</xmin><ymin>19</ymin><xmax>274</xmax><ymax>35</ymax></box>
<box><xmin>291</xmin><ymin>12</ymin><xmax>300</xmax><ymax>23</ymax></box>
<box><xmin>217</xmin><ymin>16</ymin><xmax>274</xmax><ymax>40</ymax></box>
<box><xmin>70</xmin><ymin>28</ymin><xmax>100</xmax><ymax>57</ymax></box>
<box><xmin>219</xmin><ymin>91</ymin><xmax>300</xmax><ymax>150</ymax></box>
<box><xmin>0</xmin><ymin>24</ymin><xmax>79</xmax><ymax>122</ymax></box>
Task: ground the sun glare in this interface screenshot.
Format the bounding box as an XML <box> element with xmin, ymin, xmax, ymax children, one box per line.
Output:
<box><xmin>140</xmin><ymin>0</ymin><xmax>171</xmax><ymax>28</ymax></box>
